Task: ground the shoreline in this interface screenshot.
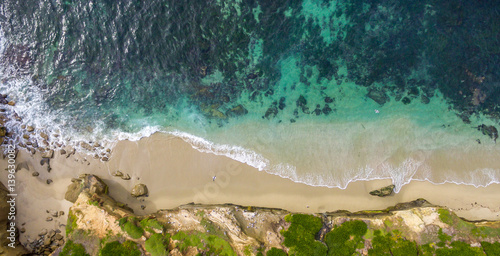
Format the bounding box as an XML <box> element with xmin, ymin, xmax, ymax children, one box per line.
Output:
<box><xmin>1</xmin><ymin>131</ymin><xmax>500</xmax><ymax>246</ymax></box>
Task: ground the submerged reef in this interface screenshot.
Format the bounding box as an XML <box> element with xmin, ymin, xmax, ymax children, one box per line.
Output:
<box><xmin>1</xmin><ymin>0</ymin><xmax>499</xmax><ymax>134</ymax></box>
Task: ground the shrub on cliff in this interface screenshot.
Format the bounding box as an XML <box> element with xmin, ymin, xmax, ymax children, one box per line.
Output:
<box><xmin>60</xmin><ymin>240</ymin><xmax>89</xmax><ymax>256</ymax></box>
<box><xmin>99</xmin><ymin>240</ymin><xmax>141</xmax><ymax>256</ymax></box>
<box><xmin>267</xmin><ymin>247</ymin><xmax>287</xmax><ymax>256</ymax></box>
<box><xmin>325</xmin><ymin>220</ymin><xmax>367</xmax><ymax>256</ymax></box>
<box><xmin>282</xmin><ymin>214</ymin><xmax>327</xmax><ymax>256</ymax></box>
<box><xmin>145</xmin><ymin>233</ymin><xmax>169</xmax><ymax>256</ymax></box>
<box><xmin>118</xmin><ymin>217</ymin><xmax>144</xmax><ymax>239</ymax></box>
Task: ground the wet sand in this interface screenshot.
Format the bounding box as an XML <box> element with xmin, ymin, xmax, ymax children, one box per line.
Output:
<box><xmin>1</xmin><ymin>132</ymin><xmax>500</xmax><ymax>245</ymax></box>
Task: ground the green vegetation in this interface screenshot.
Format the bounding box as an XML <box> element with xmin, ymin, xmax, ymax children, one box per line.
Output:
<box><xmin>438</xmin><ymin>209</ymin><xmax>500</xmax><ymax>239</ymax></box>
<box><xmin>438</xmin><ymin>209</ymin><xmax>453</xmax><ymax>225</ymax></box>
<box><xmin>282</xmin><ymin>214</ymin><xmax>327</xmax><ymax>256</ymax></box>
<box><xmin>201</xmin><ymin>217</ymin><xmax>227</xmax><ymax>238</ymax></box>
<box><xmin>368</xmin><ymin>230</ymin><xmax>418</xmax><ymax>256</ymax></box>
<box><xmin>88</xmin><ymin>200</ymin><xmax>99</xmax><ymax>206</ymax></box>
<box><xmin>60</xmin><ymin>240</ymin><xmax>89</xmax><ymax>256</ymax></box>
<box><xmin>99</xmin><ymin>240</ymin><xmax>141</xmax><ymax>256</ymax></box>
<box><xmin>481</xmin><ymin>242</ymin><xmax>500</xmax><ymax>256</ymax></box>
<box><xmin>66</xmin><ymin>210</ymin><xmax>78</xmax><ymax>235</ymax></box>
<box><xmin>118</xmin><ymin>217</ymin><xmax>144</xmax><ymax>239</ymax></box>
<box><xmin>145</xmin><ymin>233</ymin><xmax>169</xmax><ymax>256</ymax></box>
<box><xmin>325</xmin><ymin>220</ymin><xmax>367</xmax><ymax>256</ymax></box>
<box><xmin>140</xmin><ymin>218</ymin><xmax>164</xmax><ymax>233</ymax></box>
<box><xmin>435</xmin><ymin>241</ymin><xmax>484</xmax><ymax>256</ymax></box>
<box><xmin>267</xmin><ymin>247</ymin><xmax>287</xmax><ymax>256</ymax></box>
<box><xmin>172</xmin><ymin>230</ymin><xmax>236</xmax><ymax>256</ymax></box>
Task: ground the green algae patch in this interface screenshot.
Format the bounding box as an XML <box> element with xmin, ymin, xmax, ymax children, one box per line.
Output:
<box><xmin>172</xmin><ymin>230</ymin><xmax>236</xmax><ymax>256</ymax></box>
<box><xmin>118</xmin><ymin>217</ymin><xmax>144</xmax><ymax>239</ymax></box>
<box><xmin>481</xmin><ymin>241</ymin><xmax>500</xmax><ymax>256</ymax></box>
<box><xmin>282</xmin><ymin>213</ymin><xmax>327</xmax><ymax>256</ymax></box>
<box><xmin>325</xmin><ymin>220</ymin><xmax>367</xmax><ymax>256</ymax></box>
<box><xmin>145</xmin><ymin>233</ymin><xmax>169</xmax><ymax>256</ymax></box>
<box><xmin>60</xmin><ymin>240</ymin><xmax>89</xmax><ymax>256</ymax></box>
<box><xmin>66</xmin><ymin>210</ymin><xmax>78</xmax><ymax>235</ymax></box>
<box><xmin>267</xmin><ymin>247</ymin><xmax>287</xmax><ymax>256</ymax></box>
<box><xmin>140</xmin><ymin>218</ymin><xmax>164</xmax><ymax>233</ymax></box>
<box><xmin>99</xmin><ymin>240</ymin><xmax>141</xmax><ymax>256</ymax></box>
<box><xmin>368</xmin><ymin>230</ymin><xmax>418</xmax><ymax>256</ymax></box>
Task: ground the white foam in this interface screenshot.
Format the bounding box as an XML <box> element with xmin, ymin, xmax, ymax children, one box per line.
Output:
<box><xmin>169</xmin><ymin>130</ymin><xmax>270</xmax><ymax>171</ymax></box>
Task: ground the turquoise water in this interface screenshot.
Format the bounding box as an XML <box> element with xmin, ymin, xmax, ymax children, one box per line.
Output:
<box><xmin>0</xmin><ymin>0</ymin><xmax>499</xmax><ymax>191</ymax></box>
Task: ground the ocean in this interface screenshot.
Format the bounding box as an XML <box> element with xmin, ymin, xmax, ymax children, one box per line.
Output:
<box><xmin>0</xmin><ymin>0</ymin><xmax>499</xmax><ymax>192</ymax></box>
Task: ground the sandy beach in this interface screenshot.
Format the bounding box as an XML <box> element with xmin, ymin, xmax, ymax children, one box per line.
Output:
<box><xmin>1</xmin><ymin>132</ymin><xmax>500</xmax><ymax>245</ymax></box>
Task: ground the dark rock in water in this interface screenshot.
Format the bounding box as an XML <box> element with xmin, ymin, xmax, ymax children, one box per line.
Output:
<box><xmin>226</xmin><ymin>104</ymin><xmax>248</xmax><ymax>117</ymax></box>
<box><xmin>421</xmin><ymin>95</ymin><xmax>430</xmax><ymax>104</ymax></box>
<box><xmin>313</xmin><ymin>105</ymin><xmax>322</xmax><ymax>116</ymax></box>
<box><xmin>408</xmin><ymin>87</ymin><xmax>419</xmax><ymax>97</ymax></box>
<box><xmin>290</xmin><ymin>119</ymin><xmax>296</xmax><ymax>123</ymax></box>
<box><xmin>369</xmin><ymin>185</ymin><xmax>395</xmax><ymax>197</ymax></box>
<box><xmin>278</xmin><ymin>97</ymin><xmax>286</xmax><ymax>110</ymax></box>
<box><xmin>302</xmin><ymin>106</ymin><xmax>310</xmax><ymax>114</ymax></box>
<box><xmin>247</xmin><ymin>73</ymin><xmax>258</xmax><ymax>79</ymax></box>
<box><xmin>324</xmin><ymin>96</ymin><xmax>334</xmax><ymax>103</ymax></box>
<box><xmin>264</xmin><ymin>106</ymin><xmax>278</xmax><ymax>119</ymax></box>
<box><xmin>0</xmin><ymin>127</ymin><xmax>6</xmax><ymax>137</ymax></box>
<box><xmin>477</xmin><ymin>124</ymin><xmax>498</xmax><ymax>143</ymax></box>
<box><xmin>265</xmin><ymin>89</ymin><xmax>274</xmax><ymax>97</ymax></box>
<box><xmin>322</xmin><ymin>104</ymin><xmax>332</xmax><ymax>115</ymax></box>
<box><xmin>402</xmin><ymin>97</ymin><xmax>411</xmax><ymax>105</ymax></box>
<box><xmin>367</xmin><ymin>90</ymin><xmax>388</xmax><ymax>105</ymax></box>
<box><xmin>296</xmin><ymin>95</ymin><xmax>307</xmax><ymax>107</ymax></box>
<box><xmin>131</xmin><ymin>184</ymin><xmax>148</xmax><ymax>197</ymax></box>
<box><xmin>64</xmin><ymin>174</ymin><xmax>109</xmax><ymax>203</ymax></box>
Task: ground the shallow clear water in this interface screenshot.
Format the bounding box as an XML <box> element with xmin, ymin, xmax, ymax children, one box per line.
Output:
<box><xmin>0</xmin><ymin>0</ymin><xmax>499</xmax><ymax>191</ymax></box>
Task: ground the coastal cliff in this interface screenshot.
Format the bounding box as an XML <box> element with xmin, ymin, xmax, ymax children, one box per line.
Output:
<box><xmin>51</xmin><ymin>175</ymin><xmax>500</xmax><ymax>256</ymax></box>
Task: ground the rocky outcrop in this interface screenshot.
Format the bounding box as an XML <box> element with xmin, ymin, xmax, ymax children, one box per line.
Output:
<box><xmin>64</xmin><ymin>174</ymin><xmax>108</xmax><ymax>203</ymax></box>
<box><xmin>59</xmin><ymin>175</ymin><xmax>500</xmax><ymax>256</ymax></box>
<box><xmin>369</xmin><ymin>184</ymin><xmax>395</xmax><ymax>197</ymax></box>
<box><xmin>367</xmin><ymin>89</ymin><xmax>389</xmax><ymax>105</ymax></box>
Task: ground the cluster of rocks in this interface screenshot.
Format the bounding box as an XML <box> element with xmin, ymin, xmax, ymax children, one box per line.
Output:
<box><xmin>476</xmin><ymin>124</ymin><xmax>498</xmax><ymax>143</ymax></box>
<box><xmin>26</xmin><ymin>229</ymin><xmax>64</xmax><ymax>256</ymax></box>
<box><xmin>44</xmin><ymin>210</ymin><xmax>64</xmax><ymax>222</ymax></box>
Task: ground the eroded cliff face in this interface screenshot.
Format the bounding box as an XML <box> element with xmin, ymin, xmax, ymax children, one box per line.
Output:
<box><xmin>49</xmin><ymin>175</ymin><xmax>500</xmax><ymax>256</ymax></box>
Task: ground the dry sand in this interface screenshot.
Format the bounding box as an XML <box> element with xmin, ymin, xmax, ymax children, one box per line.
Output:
<box><xmin>1</xmin><ymin>132</ymin><xmax>500</xmax><ymax>245</ymax></box>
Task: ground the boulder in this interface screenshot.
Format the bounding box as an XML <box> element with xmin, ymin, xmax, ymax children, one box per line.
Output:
<box><xmin>41</xmin><ymin>150</ymin><xmax>54</xmax><ymax>159</ymax></box>
<box><xmin>478</xmin><ymin>124</ymin><xmax>498</xmax><ymax>143</ymax></box>
<box><xmin>64</xmin><ymin>174</ymin><xmax>108</xmax><ymax>203</ymax></box>
<box><xmin>131</xmin><ymin>184</ymin><xmax>148</xmax><ymax>197</ymax></box>
<box><xmin>0</xmin><ymin>127</ymin><xmax>6</xmax><ymax>137</ymax></box>
<box><xmin>40</xmin><ymin>132</ymin><xmax>49</xmax><ymax>141</ymax></box>
<box><xmin>369</xmin><ymin>185</ymin><xmax>395</xmax><ymax>197</ymax></box>
<box><xmin>226</xmin><ymin>104</ymin><xmax>248</xmax><ymax>117</ymax></box>
<box><xmin>367</xmin><ymin>90</ymin><xmax>389</xmax><ymax>105</ymax></box>
<box><xmin>80</xmin><ymin>142</ymin><xmax>93</xmax><ymax>151</ymax></box>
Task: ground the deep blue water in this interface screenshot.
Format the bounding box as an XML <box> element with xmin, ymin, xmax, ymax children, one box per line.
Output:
<box><xmin>0</xmin><ymin>0</ymin><xmax>499</xmax><ymax>190</ymax></box>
